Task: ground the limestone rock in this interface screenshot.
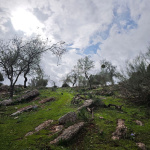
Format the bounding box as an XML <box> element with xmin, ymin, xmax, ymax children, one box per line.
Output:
<box><xmin>50</xmin><ymin>122</ymin><xmax>84</xmax><ymax>144</ymax></box>
<box><xmin>49</xmin><ymin>125</ymin><xmax>64</xmax><ymax>136</ymax></box>
<box><xmin>136</xmin><ymin>143</ymin><xmax>146</xmax><ymax>150</ymax></box>
<box><xmin>58</xmin><ymin>112</ymin><xmax>77</xmax><ymax>125</ymax></box>
<box><xmin>112</xmin><ymin>119</ymin><xmax>127</xmax><ymax>140</ymax></box>
<box><xmin>78</xmin><ymin>99</ymin><xmax>93</xmax><ymax>111</ymax></box>
<box><xmin>35</xmin><ymin>120</ymin><xmax>53</xmax><ymax>132</ymax></box>
<box><xmin>25</xmin><ymin>132</ymin><xmax>34</xmax><ymax>137</ymax></box>
<box><xmin>17</xmin><ymin>89</ymin><xmax>39</xmax><ymax>102</ymax></box>
<box><xmin>11</xmin><ymin>105</ymin><xmax>38</xmax><ymax>116</ymax></box>
<box><xmin>39</xmin><ymin>97</ymin><xmax>56</xmax><ymax>104</ymax></box>
<box><xmin>0</xmin><ymin>99</ymin><xmax>13</xmax><ymax>106</ymax></box>
<box><xmin>25</xmin><ymin>120</ymin><xmax>53</xmax><ymax>137</ymax></box>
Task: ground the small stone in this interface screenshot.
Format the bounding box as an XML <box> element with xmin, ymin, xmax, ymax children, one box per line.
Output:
<box><xmin>136</xmin><ymin>142</ymin><xmax>146</xmax><ymax>150</ymax></box>
<box><xmin>135</xmin><ymin>120</ymin><xmax>143</xmax><ymax>126</ymax></box>
<box><xmin>99</xmin><ymin>116</ymin><xmax>104</xmax><ymax>119</ymax></box>
<box><xmin>25</xmin><ymin>132</ymin><xmax>34</xmax><ymax>137</ymax></box>
<box><xmin>14</xmin><ymin>116</ymin><xmax>18</xmax><ymax>119</ymax></box>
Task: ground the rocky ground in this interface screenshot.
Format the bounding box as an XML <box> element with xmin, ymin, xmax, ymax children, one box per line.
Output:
<box><xmin>0</xmin><ymin>86</ymin><xmax>150</xmax><ymax>150</ymax></box>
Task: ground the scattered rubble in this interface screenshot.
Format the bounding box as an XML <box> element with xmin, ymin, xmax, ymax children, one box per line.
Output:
<box><xmin>39</xmin><ymin>97</ymin><xmax>56</xmax><ymax>104</ymax></box>
<box><xmin>11</xmin><ymin>105</ymin><xmax>38</xmax><ymax>116</ymax></box>
<box><xmin>59</xmin><ymin>112</ymin><xmax>77</xmax><ymax>125</ymax></box>
<box><xmin>50</xmin><ymin>125</ymin><xmax>64</xmax><ymax>135</ymax></box>
<box><xmin>112</xmin><ymin>119</ymin><xmax>127</xmax><ymax>140</ymax></box>
<box><xmin>50</xmin><ymin>122</ymin><xmax>85</xmax><ymax>144</ymax></box>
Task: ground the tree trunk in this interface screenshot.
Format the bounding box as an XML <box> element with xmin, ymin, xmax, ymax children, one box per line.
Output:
<box><xmin>9</xmin><ymin>84</ymin><xmax>14</xmax><ymax>99</ymax></box>
<box><xmin>24</xmin><ymin>76</ymin><xmax>28</xmax><ymax>88</ymax></box>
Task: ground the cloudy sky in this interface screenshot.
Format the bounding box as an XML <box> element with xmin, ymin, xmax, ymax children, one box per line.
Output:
<box><xmin>0</xmin><ymin>0</ymin><xmax>150</xmax><ymax>86</ymax></box>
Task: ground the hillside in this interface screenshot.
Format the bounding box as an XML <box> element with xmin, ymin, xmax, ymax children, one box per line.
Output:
<box><xmin>0</xmin><ymin>86</ymin><xmax>150</xmax><ymax>150</ymax></box>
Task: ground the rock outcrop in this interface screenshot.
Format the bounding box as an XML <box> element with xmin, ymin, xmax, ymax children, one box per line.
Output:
<box><xmin>50</xmin><ymin>122</ymin><xmax>84</xmax><ymax>144</ymax></box>
<box><xmin>58</xmin><ymin>112</ymin><xmax>77</xmax><ymax>125</ymax></box>
<box><xmin>25</xmin><ymin>120</ymin><xmax>53</xmax><ymax>137</ymax></box>
<box><xmin>17</xmin><ymin>89</ymin><xmax>39</xmax><ymax>102</ymax></box>
<box><xmin>112</xmin><ymin>119</ymin><xmax>127</xmax><ymax>140</ymax></box>
<box><xmin>11</xmin><ymin>105</ymin><xmax>38</xmax><ymax>116</ymax></box>
<box><xmin>78</xmin><ymin>99</ymin><xmax>93</xmax><ymax>111</ymax></box>
<box><xmin>39</xmin><ymin>97</ymin><xmax>56</xmax><ymax>104</ymax></box>
<box><xmin>0</xmin><ymin>99</ymin><xmax>13</xmax><ymax>106</ymax></box>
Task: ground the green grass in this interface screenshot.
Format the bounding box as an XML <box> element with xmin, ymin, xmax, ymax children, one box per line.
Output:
<box><xmin>0</xmin><ymin>87</ymin><xmax>150</xmax><ymax>150</ymax></box>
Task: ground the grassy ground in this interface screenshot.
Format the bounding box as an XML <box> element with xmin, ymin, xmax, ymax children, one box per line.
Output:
<box><xmin>0</xmin><ymin>87</ymin><xmax>150</xmax><ymax>150</ymax></box>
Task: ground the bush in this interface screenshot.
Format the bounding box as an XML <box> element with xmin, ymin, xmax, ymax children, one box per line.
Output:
<box><xmin>62</xmin><ymin>83</ymin><xmax>70</xmax><ymax>87</ymax></box>
<box><xmin>119</xmin><ymin>52</ymin><xmax>150</xmax><ymax>106</ymax></box>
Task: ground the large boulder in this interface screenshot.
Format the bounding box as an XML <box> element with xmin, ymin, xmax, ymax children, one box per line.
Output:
<box><xmin>17</xmin><ymin>89</ymin><xmax>39</xmax><ymax>102</ymax></box>
<box><xmin>50</xmin><ymin>122</ymin><xmax>85</xmax><ymax>144</ymax></box>
<box><xmin>0</xmin><ymin>99</ymin><xmax>13</xmax><ymax>106</ymax></box>
<box><xmin>58</xmin><ymin>112</ymin><xmax>77</xmax><ymax>125</ymax></box>
<box><xmin>78</xmin><ymin>99</ymin><xmax>93</xmax><ymax>111</ymax></box>
<box><xmin>11</xmin><ymin>105</ymin><xmax>38</xmax><ymax>116</ymax></box>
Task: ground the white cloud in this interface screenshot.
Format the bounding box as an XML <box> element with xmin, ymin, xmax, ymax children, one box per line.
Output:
<box><xmin>0</xmin><ymin>0</ymin><xmax>150</xmax><ymax>86</ymax></box>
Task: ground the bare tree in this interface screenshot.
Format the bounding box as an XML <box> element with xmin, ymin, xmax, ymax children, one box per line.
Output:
<box><xmin>0</xmin><ymin>36</ymin><xmax>66</xmax><ymax>98</ymax></box>
<box><xmin>21</xmin><ymin>37</ymin><xmax>66</xmax><ymax>88</ymax></box>
<box><xmin>100</xmin><ymin>59</ymin><xmax>117</xmax><ymax>85</ymax></box>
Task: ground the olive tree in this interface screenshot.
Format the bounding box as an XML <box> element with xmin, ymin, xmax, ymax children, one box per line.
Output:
<box><xmin>0</xmin><ymin>36</ymin><xmax>66</xmax><ymax>98</ymax></box>
<box><xmin>100</xmin><ymin>59</ymin><xmax>117</xmax><ymax>85</ymax></box>
<box><xmin>77</xmin><ymin>56</ymin><xmax>94</xmax><ymax>89</ymax></box>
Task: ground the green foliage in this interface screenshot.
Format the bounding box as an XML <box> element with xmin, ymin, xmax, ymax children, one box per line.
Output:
<box><xmin>119</xmin><ymin>52</ymin><xmax>150</xmax><ymax>105</ymax></box>
<box><xmin>78</xmin><ymin>108</ymin><xmax>90</xmax><ymax>122</ymax></box>
<box><xmin>29</xmin><ymin>66</ymin><xmax>48</xmax><ymax>87</ymax></box>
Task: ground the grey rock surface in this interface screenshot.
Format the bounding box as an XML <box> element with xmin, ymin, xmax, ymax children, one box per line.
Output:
<box><xmin>11</xmin><ymin>105</ymin><xmax>38</xmax><ymax>116</ymax></box>
<box><xmin>78</xmin><ymin>99</ymin><xmax>93</xmax><ymax>111</ymax></box>
<box><xmin>58</xmin><ymin>112</ymin><xmax>77</xmax><ymax>125</ymax></box>
<box><xmin>50</xmin><ymin>122</ymin><xmax>84</xmax><ymax>144</ymax></box>
<box><xmin>17</xmin><ymin>89</ymin><xmax>39</xmax><ymax>102</ymax></box>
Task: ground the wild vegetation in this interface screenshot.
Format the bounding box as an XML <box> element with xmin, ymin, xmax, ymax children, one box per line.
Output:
<box><xmin>0</xmin><ymin>36</ymin><xmax>150</xmax><ymax>149</ymax></box>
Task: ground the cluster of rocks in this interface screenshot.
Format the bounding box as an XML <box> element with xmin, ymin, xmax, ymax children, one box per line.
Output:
<box><xmin>111</xmin><ymin>119</ymin><xmax>146</xmax><ymax>149</ymax></box>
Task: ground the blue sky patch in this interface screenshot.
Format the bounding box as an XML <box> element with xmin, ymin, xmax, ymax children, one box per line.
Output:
<box><xmin>84</xmin><ymin>42</ymin><xmax>101</xmax><ymax>54</ymax></box>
